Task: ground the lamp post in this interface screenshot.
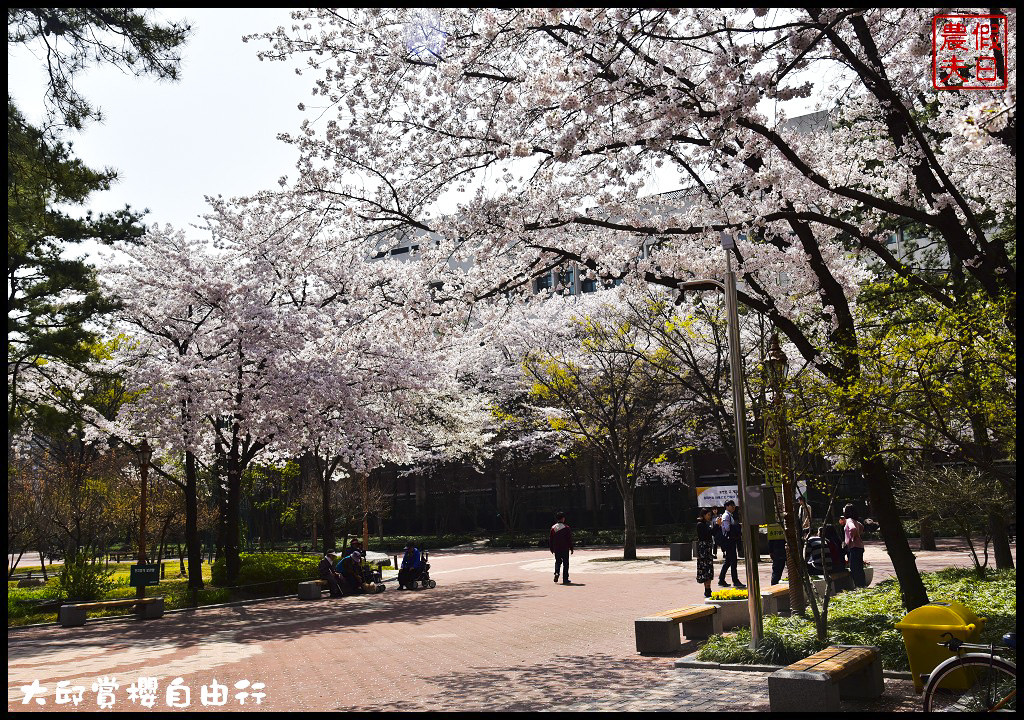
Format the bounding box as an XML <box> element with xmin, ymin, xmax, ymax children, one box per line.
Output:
<box><xmin>675</xmin><ymin>234</ymin><xmax>763</xmax><ymax>647</ymax></box>
<box><xmin>137</xmin><ymin>440</ymin><xmax>152</xmax><ymax>600</ymax></box>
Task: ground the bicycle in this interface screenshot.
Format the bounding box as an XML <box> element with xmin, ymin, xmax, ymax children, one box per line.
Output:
<box><xmin>922</xmin><ymin>631</ymin><xmax>1016</xmax><ymax>712</ymax></box>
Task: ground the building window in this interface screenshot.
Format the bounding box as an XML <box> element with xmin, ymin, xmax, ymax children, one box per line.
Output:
<box><xmin>535</xmin><ymin>271</ymin><xmax>553</xmax><ymax>292</ymax></box>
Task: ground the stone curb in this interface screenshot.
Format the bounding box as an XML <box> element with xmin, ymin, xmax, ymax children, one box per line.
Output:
<box><xmin>674</xmin><ymin>651</ymin><xmax>913</xmax><ymax>679</ymax></box>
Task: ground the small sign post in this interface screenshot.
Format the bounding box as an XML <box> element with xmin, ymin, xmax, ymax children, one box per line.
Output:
<box><xmin>130</xmin><ymin>564</ymin><xmax>161</xmax><ymax>588</ymax></box>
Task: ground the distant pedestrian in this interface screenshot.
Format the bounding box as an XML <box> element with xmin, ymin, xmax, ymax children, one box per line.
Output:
<box><xmin>711</xmin><ymin>507</ymin><xmax>724</xmax><ymax>558</ymax></box>
<box><xmin>717</xmin><ymin>501</ymin><xmax>745</xmax><ymax>588</ymax></box>
<box><xmin>767</xmin><ymin>528</ymin><xmax>787</xmax><ymax>585</ymax></box>
<box><xmin>549</xmin><ymin>511</ymin><xmax>574</xmax><ymax>584</ymax></box>
<box><xmin>797</xmin><ymin>496</ymin><xmax>813</xmax><ymax>542</ymax></box>
<box><xmin>695</xmin><ymin>508</ymin><xmax>715</xmax><ymax>597</ymax></box>
<box><xmin>843</xmin><ymin>504</ymin><xmax>867</xmax><ymax>588</ymax></box>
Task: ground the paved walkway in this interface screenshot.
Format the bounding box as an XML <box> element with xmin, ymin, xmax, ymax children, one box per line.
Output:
<box><xmin>7</xmin><ymin>539</ymin><xmax>1000</xmax><ymax>712</ymax></box>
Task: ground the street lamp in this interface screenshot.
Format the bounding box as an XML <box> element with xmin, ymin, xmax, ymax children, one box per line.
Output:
<box><xmin>675</xmin><ymin>233</ymin><xmax>763</xmax><ymax>647</ymax></box>
<box><xmin>137</xmin><ymin>439</ymin><xmax>152</xmax><ymax>600</ymax></box>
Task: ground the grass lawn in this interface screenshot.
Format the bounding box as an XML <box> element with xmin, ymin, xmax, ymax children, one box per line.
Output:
<box><xmin>10</xmin><ymin>561</ymin><xmax>225</xmax><ymax>627</ymax></box>
<box><xmin>8</xmin><ymin>553</ymin><xmax>396</xmax><ymax>627</ymax></box>
<box><xmin>696</xmin><ymin>567</ymin><xmax>1017</xmax><ymax>671</ymax></box>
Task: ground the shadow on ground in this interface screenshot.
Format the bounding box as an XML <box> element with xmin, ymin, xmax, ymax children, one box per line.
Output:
<box><xmin>7</xmin><ymin>579</ymin><xmax>538</xmax><ymax>660</ymax></box>
<box><xmin>335</xmin><ymin>653</ymin><xmax>677</xmax><ymax>712</ymax></box>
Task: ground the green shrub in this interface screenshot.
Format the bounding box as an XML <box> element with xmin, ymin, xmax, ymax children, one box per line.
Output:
<box><xmin>56</xmin><ymin>556</ymin><xmax>115</xmax><ymax>602</ymax></box>
<box><xmin>210</xmin><ymin>552</ymin><xmax>319</xmax><ymax>588</ymax></box>
<box><xmin>697</xmin><ymin>568</ymin><xmax>1016</xmax><ymax>670</ymax></box>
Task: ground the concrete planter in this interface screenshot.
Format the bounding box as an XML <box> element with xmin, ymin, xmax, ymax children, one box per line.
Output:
<box><xmin>669</xmin><ymin>542</ymin><xmax>693</xmax><ymax>561</ymax></box>
<box><xmin>705</xmin><ymin>598</ymin><xmax>751</xmax><ymax>629</ymax></box>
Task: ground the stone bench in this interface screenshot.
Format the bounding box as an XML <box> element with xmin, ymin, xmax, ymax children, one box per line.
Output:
<box><xmin>298</xmin><ymin>578</ymin><xmax>386</xmax><ymax>599</ymax></box>
<box><xmin>768</xmin><ymin>644</ymin><xmax>883</xmax><ymax>712</ymax></box>
<box><xmin>58</xmin><ymin>597</ymin><xmax>164</xmax><ymax>627</ymax></box>
<box><xmin>761</xmin><ymin>583</ymin><xmax>792</xmax><ymax>615</ymax></box>
<box><xmin>298</xmin><ymin>579</ymin><xmax>328</xmax><ymax>599</ymax></box>
<box><xmin>635</xmin><ymin>605</ymin><xmax>722</xmax><ymax>654</ymax></box>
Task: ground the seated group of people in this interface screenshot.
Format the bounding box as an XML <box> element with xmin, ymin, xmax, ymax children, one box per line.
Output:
<box><xmin>318</xmin><ymin>540</ymin><xmax>371</xmax><ymax>597</ymax></box>
<box><xmin>318</xmin><ymin>540</ymin><xmax>424</xmax><ymax>597</ymax></box>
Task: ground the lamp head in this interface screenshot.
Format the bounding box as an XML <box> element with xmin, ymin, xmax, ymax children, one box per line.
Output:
<box><xmin>139</xmin><ymin>439</ymin><xmax>152</xmax><ymax>465</ymax></box>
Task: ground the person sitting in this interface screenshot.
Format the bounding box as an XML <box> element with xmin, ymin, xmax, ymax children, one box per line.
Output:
<box><xmin>318</xmin><ymin>551</ymin><xmax>344</xmax><ymax>598</ymax></box>
<box><xmin>336</xmin><ymin>550</ymin><xmax>364</xmax><ymax>595</ymax></box>
<box><xmin>804</xmin><ymin>527</ymin><xmax>840</xmax><ymax>577</ymax></box>
<box><xmin>397</xmin><ymin>540</ymin><xmax>424</xmax><ymax>589</ymax></box>
<box><xmin>821</xmin><ymin>524</ymin><xmax>846</xmax><ymax>572</ymax></box>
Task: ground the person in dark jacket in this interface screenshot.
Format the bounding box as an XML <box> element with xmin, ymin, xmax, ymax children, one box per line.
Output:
<box><xmin>695</xmin><ymin>509</ymin><xmax>715</xmax><ymax>597</ymax></box>
<box><xmin>318</xmin><ymin>552</ymin><xmax>344</xmax><ymax>597</ymax></box>
<box><xmin>549</xmin><ymin>511</ymin><xmax>574</xmax><ymax>584</ymax></box>
<box><xmin>336</xmin><ymin>550</ymin><xmax>364</xmax><ymax>594</ymax></box>
<box><xmin>711</xmin><ymin>507</ymin><xmax>724</xmax><ymax>558</ymax></box>
<box><xmin>398</xmin><ymin>540</ymin><xmax>424</xmax><ymax>589</ymax></box>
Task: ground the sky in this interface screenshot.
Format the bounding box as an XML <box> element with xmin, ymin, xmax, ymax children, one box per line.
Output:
<box><xmin>8</xmin><ymin>8</ymin><xmax>308</xmax><ymax>233</ymax></box>
<box><xmin>7</xmin><ymin>9</ymin><xmax>823</xmax><ymax>242</ymax></box>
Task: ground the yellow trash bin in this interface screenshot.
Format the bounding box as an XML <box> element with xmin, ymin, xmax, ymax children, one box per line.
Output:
<box><xmin>895</xmin><ymin>600</ymin><xmax>986</xmax><ymax>693</ymax></box>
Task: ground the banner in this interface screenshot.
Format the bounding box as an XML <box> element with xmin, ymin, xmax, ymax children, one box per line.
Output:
<box><xmin>696</xmin><ymin>482</ymin><xmax>809</xmax><ymax>509</ymax></box>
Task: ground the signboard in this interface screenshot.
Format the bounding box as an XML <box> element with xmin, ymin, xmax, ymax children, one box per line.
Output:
<box><xmin>696</xmin><ymin>485</ymin><xmax>739</xmax><ymax>507</ymax></box>
<box><xmin>129</xmin><ymin>564</ymin><xmax>160</xmax><ymax>587</ymax></box>
<box><xmin>696</xmin><ymin>482</ymin><xmax>809</xmax><ymax>510</ymax></box>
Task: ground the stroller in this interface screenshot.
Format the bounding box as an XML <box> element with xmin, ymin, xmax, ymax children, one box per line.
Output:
<box><xmin>398</xmin><ymin>551</ymin><xmax>437</xmax><ymax>590</ymax></box>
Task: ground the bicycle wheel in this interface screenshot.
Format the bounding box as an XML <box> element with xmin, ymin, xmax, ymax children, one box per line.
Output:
<box><xmin>924</xmin><ymin>654</ymin><xmax>1016</xmax><ymax>712</ymax></box>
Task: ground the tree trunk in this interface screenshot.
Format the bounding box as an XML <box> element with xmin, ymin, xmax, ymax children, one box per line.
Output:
<box><xmin>862</xmin><ymin>452</ymin><xmax>928</xmax><ymax>610</ymax></box>
<box><xmin>918</xmin><ymin>514</ymin><xmax>937</xmax><ymax>551</ymax></box>
<box><xmin>320</xmin><ymin>465</ymin><xmax>334</xmax><ymax>554</ymax></box>
<box><xmin>361</xmin><ymin>473</ymin><xmax>370</xmax><ymax>553</ymax></box>
<box><xmin>39</xmin><ymin>550</ymin><xmax>48</xmax><ymax>581</ymax></box>
<box><xmin>224</xmin><ymin>459</ymin><xmax>242</xmax><ymax>586</ymax></box>
<box><xmin>621</xmin><ymin>481</ymin><xmax>637</xmax><ymax>560</ymax></box>
<box><xmin>989</xmin><ymin>512</ymin><xmax>1014</xmax><ymax>570</ymax></box>
<box><xmin>184</xmin><ymin>450</ymin><xmax>204</xmax><ymax>589</ymax></box>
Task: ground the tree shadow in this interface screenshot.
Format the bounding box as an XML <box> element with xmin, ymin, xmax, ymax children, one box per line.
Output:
<box><xmin>334</xmin><ymin>653</ymin><xmax>677</xmax><ymax>712</ymax></box>
<box><xmin>8</xmin><ymin>579</ymin><xmax>539</xmax><ymax>653</ymax></box>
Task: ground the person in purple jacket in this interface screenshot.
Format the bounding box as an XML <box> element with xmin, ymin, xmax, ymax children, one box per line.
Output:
<box><xmin>549</xmin><ymin>511</ymin><xmax>574</xmax><ymax>584</ymax></box>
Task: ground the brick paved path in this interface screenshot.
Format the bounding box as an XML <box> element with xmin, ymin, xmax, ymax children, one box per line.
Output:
<box><xmin>7</xmin><ymin>539</ymin><xmax>998</xmax><ymax>712</ymax></box>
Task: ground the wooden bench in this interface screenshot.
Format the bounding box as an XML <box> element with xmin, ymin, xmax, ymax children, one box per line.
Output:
<box><xmin>635</xmin><ymin>605</ymin><xmax>722</xmax><ymax>654</ymax></box>
<box><xmin>58</xmin><ymin>597</ymin><xmax>164</xmax><ymax>627</ymax></box>
<box><xmin>761</xmin><ymin>583</ymin><xmax>792</xmax><ymax>615</ymax></box>
<box><xmin>768</xmin><ymin>645</ymin><xmax>883</xmax><ymax>711</ymax></box>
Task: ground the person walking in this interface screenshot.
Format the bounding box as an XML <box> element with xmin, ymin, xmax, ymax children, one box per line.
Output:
<box><xmin>843</xmin><ymin>504</ymin><xmax>867</xmax><ymax>587</ymax></box>
<box><xmin>717</xmin><ymin>500</ymin><xmax>745</xmax><ymax>588</ymax></box>
<box><xmin>549</xmin><ymin>511</ymin><xmax>574</xmax><ymax>584</ymax></box>
<box><xmin>695</xmin><ymin>508</ymin><xmax>715</xmax><ymax>597</ymax></box>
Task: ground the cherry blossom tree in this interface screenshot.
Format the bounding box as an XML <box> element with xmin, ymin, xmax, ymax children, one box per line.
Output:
<box><xmin>252</xmin><ymin>8</ymin><xmax>1016</xmax><ymax>609</ymax></box>
<box><xmin>98</xmin><ymin>195</ymin><xmax>433</xmax><ymax>583</ymax></box>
